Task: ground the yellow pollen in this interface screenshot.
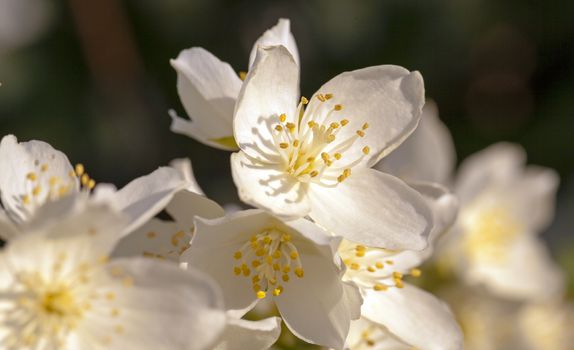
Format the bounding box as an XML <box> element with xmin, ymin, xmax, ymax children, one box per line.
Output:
<box><xmin>334</xmin><ymin>153</ymin><xmax>342</xmax><ymax>160</ymax></box>
<box><xmin>75</xmin><ymin>164</ymin><xmax>85</xmax><ymax>176</ymax></box>
<box><xmin>282</xmin><ymin>274</ymin><xmax>290</xmax><ymax>282</ymax></box>
<box><xmin>290</xmin><ymin>251</ymin><xmax>299</xmax><ymax>260</ymax></box>
<box><xmin>393</xmin><ymin>272</ymin><xmax>403</xmax><ymax>279</ymax></box>
<box><xmin>26</xmin><ymin>172</ymin><xmax>37</xmax><ymax>181</ymax></box>
<box><xmin>375</xmin><ymin>262</ymin><xmax>384</xmax><ymax>269</ymax></box>
<box><xmin>317</xmin><ymin>94</ymin><xmax>326</xmax><ymax>102</ymax></box>
<box><xmin>308</xmin><ymin>121</ymin><xmax>316</xmax><ymax>128</ymax></box>
<box><xmin>324</xmin><ymin>93</ymin><xmax>333</xmax><ymax>100</ymax></box>
<box><xmin>234</xmin><ymin>251</ymin><xmax>242</xmax><ymax>260</ymax></box>
<box><xmin>410</xmin><ymin>268</ymin><xmax>422</xmax><ymax>277</ymax></box>
<box><xmin>239</xmin><ymin>71</ymin><xmax>247</xmax><ymax>81</ymax></box>
<box><xmin>87</xmin><ymin>179</ymin><xmax>96</xmax><ymax>190</ymax></box>
<box><xmin>22</xmin><ymin>195</ymin><xmax>30</xmax><ymax>205</ymax></box>
<box><xmin>341</xmin><ymin>119</ymin><xmax>349</xmax><ymax>126</ymax></box>
<box><xmin>310</xmin><ymin>170</ymin><xmax>319</xmax><ymax>177</ymax></box>
<box><xmin>294</xmin><ymin>267</ymin><xmax>304</xmax><ymax>278</ymax></box>
<box><xmin>350</xmin><ymin>263</ymin><xmax>360</xmax><ymax>270</ymax></box>
<box><xmin>330</xmin><ymin>122</ymin><xmax>340</xmax><ymax>129</ymax></box>
<box><xmin>40</xmin><ymin>164</ymin><xmax>49</xmax><ymax>172</ymax></box>
<box><xmin>301</xmin><ymin>96</ymin><xmax>309</xmax><ymax>105</ymax></box>
<box><xmin>362</xmin><ymin>146</ymin><xmax>370</xmax><ymax>155</ymax></box>
<box><xmin>32</xmin><ymin>186</ymin><xmax>42</xmax><ymax>196</ymax></box>
<box><xmin>292</xmin><ymin>140</ymin><xmax>300</xmax><ymax>147</ymax></box>
<box><xmin>334</xmin><ymin>104</ymin><xmax>343</xmax><ymax>111</ymax></box>
<box><xmin>256</xmin><ymin>291</ymin><xmax>266</xmax><ymax>299</ymax></box>
<box><xmin>374</xmin><ymin>283</ymin><xmax>388</xmax><ymax>291</ymax></box>
<box><xmin>272</xmin><ymin>287</ymin><xmax>283</xmax><ymax>296</ymax></box>
<box><xmin>367</xmin><ymin>266</ymin><xmax>376</xmax><ymax>272</ymax></box>
<box><xmin>275</xmin><ymin>125</ymin><xmax>283</xmax><ymax>132</ymax></box>
<box><xmin>279</xmin><ymin>114</ymin><xmax>287</xmax><ymax>122</ymax></box>
<box><xmin>279</xmin><ymin>143</ymin><xmax>289</xmax><ymax>149</ymax></box>
<box><xmin>362</xmin><ymin>123</ymin><xmax>369</xmax><ymax>130</ymax></box>
<box><xmin>233</xmin><ymin>267</ymin><xmax>241</xmax><ymax>275</ymax></box>
<box><xmin>356</xmin><ymin>130</ymin><xmax>365</xmax><ymax>137</ymax></box>
<box><xmin>286</xmin><ymin>122</ymin><xmax>296</xmax><ymax>130</ymax></box>
<box><xmin>355</xmin><ymin>251</ymin><xmax>365</xmax><ymax>257</ymax></box>
<box><xmin>395</xmin><ymin>279</ymin><xmax>404</xmax><ymax>288</ymax></box>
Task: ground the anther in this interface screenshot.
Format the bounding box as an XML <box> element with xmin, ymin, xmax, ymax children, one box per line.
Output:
<box><xmin>362</xmin><ymin>146</ymin><xmax>370</xmax><ymax>155</ymax></box>
<box><xmin>334</xmin><ymin>104</ymin><xmax>343</xmax><ymax>111</ymax></box>
<box><xmin>279</xmin><ymin>114</ymin><xmax>287</xmax><ymax>122</ymax></box>
<box><xmin>356</xmin><ymin>130</ymin><xmax>365</xmax><ymax>137</ymax></box>
<box><xmin>301</xmin><ymin>96</ymin><xmax>309</xmax><ymax>105</ymax></box>
<box><xmin>279</xmin><ymin>143</ymin><xmax>289</xmax><ymax>149</ymax></box>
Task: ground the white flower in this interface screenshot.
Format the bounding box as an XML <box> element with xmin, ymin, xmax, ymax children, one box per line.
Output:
<box><xmin>518</xmin><ymin>300</ymin><xmax>574</xmax><ymax>350</ymax></box>
<box><xmin>0</xmin><ymin>134</ymin><xmax>191</xmax><ymax>239</ymax></box>
<box><xmin>181</xmin><ymin>209</ymin><xmax>362</xmax><ymax>349</ymax></box>
<box><xmin>0</xmin><ymin>196</ymin><xmax>226</xmax><ymax>349</ymax></box>
<box><xmin>340</xmin><ymin>183</ymin><xmax>462</xmax><ymax>350</ymax></box>
<box><xmin>375</xmin><ymin>101</ymin><xmax>456</xmax><ymax>185</ymax></box>
<box><xmin>231</xmin><ymin>45</ymin><xmax>432</xmax><ymax>250</ymax></box>
<box><xmin>170</xmin><ymin>19</ymin><xmax>299</xmax><ymax>150</ymax></box>
<box><xmin>344</xmin><ymin>317</ymin><xmax>413</xmax><ymax>350</ymax></box>
<box><xmin>442</xmin><ymin>142</ymin><xmax>564</xmax><ymax>301</ymax></box>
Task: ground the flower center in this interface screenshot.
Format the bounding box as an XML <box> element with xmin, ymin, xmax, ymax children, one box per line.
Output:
<box><xmin>271</xmin><ymin>94</ymin><xmax>371</xmax><ymax>186</ymax></box>
<box><xmin>233</xmin><ymin>227</ymin><xmax>304</xmax><ymax>299</ymax></box>
<box><xmin>21</xmin><ymin>162</ymin><xmax>96</xmax><ymax>210</ymax></box>
<box><xmin>463</xmin><ymin>206</ymin><xmax>521</xmax><ymax>264</ymax></box>
<box><xmin>339</xmin><ymin>241</ymin><xmax>421</xmax><ymax>292</ymax></box>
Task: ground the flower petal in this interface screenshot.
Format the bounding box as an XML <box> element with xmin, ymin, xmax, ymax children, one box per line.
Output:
<box><xmin>274</xmin><ymin>240</ymin><xmax>362</xmax><ymax>349</ymax></box>
<box><xmin>169</xmin><ymin>158</ymin><xmax>205</xmax><ymax>195</ymax></box>
<box><xmin>346</xmin><ymin>317</ymin><xmax>414</xmax><ymax>350</ymax></box>
<box><xmin>213</xmin><ymin>316</ymin><xmax>282</xmax><ymax>350</ymax></box>
<box><xmin>467</xmin><ymin>234</ymin><xmax>565</xmax><ymax>301</ymax></box>
<box><xmin>170</xmin><ymin>47</ymin><xmax>242</xmax><ymax>150</ymax></box>
<box><xmin>248</xmin><ymin>18</ymin><xmax>300</xmax><ymax>68</ymax></box>
<box><xmin>308</xmin><ymin>168</ymin><xmax>432</xmax><ymax>250</ymax></box>
<box><xmin>109</xmin><ymin>166</ymin><xmax>189</xmax><ymax>236</ymax></box>
<box><xmin>231</xmin><ymin>151</ymin><xmax>310</xmax><ymax>219</ymax></box>
<box><xmin>182</xmin><ymin>210</ymin><xmax>274</xmax><ymax>314</ymax></box>
<box><xmin>165</xmin><ymin>190</ymin><xmax>225</xmax><ymax>230</ymax></box>
<box><xmin>455</xmin><ymin>142</ymin><xmax>526</xmax><ymax>203</ymax></box>
<box><xmin>79</xmin><ymin>258</ymin><xmax>226</xmax><ymax>350</ymax></box>
<box><xmin>303</xmin><ymin>65</ymin><xmax>424</xmax><ymax>168</ymax></box>
<box><xmin>376</xmin><ymin>101</ymin><xmax>456</xmax><ymax>184</ymax></box>
<box><xmin>0</xmin><ymin>210</ymin><xmax>18</xmax><ymax>240</ymax></box>
<box><xmin>234</xmin><ymin>45</ymin><xmax>299</xmax><ymax>160</ymax></box>
<box><xmin>0</xmin><ymin>134</ymin><xmax>77</xmax><ymax>222</ymax></box>
<box><xmin>361</xmin><ymin>284</ymin><xmax>463</xmax><ymax>350</ymax></box>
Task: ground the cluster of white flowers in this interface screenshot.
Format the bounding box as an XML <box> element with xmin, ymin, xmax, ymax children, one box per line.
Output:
<box><xmin>0</xmin><ymin>18</ymin><xmax>570</xmax><ymax>350</ymax></box>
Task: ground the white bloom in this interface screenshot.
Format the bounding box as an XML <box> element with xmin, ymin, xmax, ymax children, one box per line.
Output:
<box><xmin>0</xmin><ymin>196</ymin><xmax>225</xmax><ymax>349</ymax></box>
<box><xmin>518</xmin><ymin>300</ymin><xmax>574</xmax><ymax>350</ymax></box>
<box><xmin>182</xmin><ymin>209</ymin><xmax>362</xmax><ymax>349</ymax></box>
<box><xmin>231</xmin><ymin>45</ymin><xmax>432</xmax><ymax>250</ymax></box>
<box><xmin>345</xmin><ymin>317</ymin><xmax>412</xmax><ymax>350</ymax></box>
<box><xmin>375</xmin><ymin>101</ymin><xmax>456</xmax><ymax>185</ymax></box>
<box><xmin>340</xmin><ymin>183</ymin><xmax>462</xmax><ymax>350</ymax></box>
<box><xmin>170</xmin><ymin>19</ymin><xmax>299</xmax><ymax>150</ymax></box>
<box><xmin>0</xmin><ymin>135</ymin><xmax>191</xmax><ymax>239</ymax></box>
<box><xmin>442</xmin><ymin>143</ymin><xmax>564</xmax><ymax>301</ymax></box>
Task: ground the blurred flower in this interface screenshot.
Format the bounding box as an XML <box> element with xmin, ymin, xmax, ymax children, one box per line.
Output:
<box><xmin>341</xmin><ymin>183</ymin><xmax>462</xmax><ymax>350</ymax></box>
<box><xmin>231</xmin><ymin>45</ymin><xmax>431</xmax><ymax>250</ymax></box>
<box><xmin>440</xmin><ymin>143</ymin><xmax>564</xmax><ymax>301</ymax></box>
<box><xmin>182</xmin><ymin>209</ymin><xmax>361</xmax><ymax>349</ymax></box>
<box><xmin>518</xmin><ymin>300</ymin><xmax>574</xmax><ymax>350</ymax></box>
<box><xmin>0</xmin><ymin>195</ymin><xmax>225</xmax><ymax>349</ymax></box>
<box><xmin>170</xmin><ymin>18</ymin><xmax>299</xmax><ymax>150</ymax></box>
<box><xmin>375</xmin><ymin>101</ymin><xmax>456</xmax><ymax>185</ymax></box>
<box><xmin>0</xmin><ymin>135</ymin><xmax>191</xmax><ymax>239</ymax></box>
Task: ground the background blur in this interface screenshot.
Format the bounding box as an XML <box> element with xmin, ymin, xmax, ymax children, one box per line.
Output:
<box><xmin>0</xmin><ymin>0</ymin><xmax>573</xmax><ymax>292</ymax></box>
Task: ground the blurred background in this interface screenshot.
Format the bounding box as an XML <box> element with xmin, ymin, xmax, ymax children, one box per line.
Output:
<box><xmin>0</xmin><ymin>0</ymin><xmax>573</xmax><ymax>302</ymax></box>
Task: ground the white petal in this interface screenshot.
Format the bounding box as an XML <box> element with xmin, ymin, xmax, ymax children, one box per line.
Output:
<box><xmin>234</xmin><ymin>45</ymin><xmax>299</xmax><ymax>160</ymax></box>
<box><xmin>112</xmin><ymin>218</ymin><xmax>183</xmax><ymax>262</ymax></box>
<box><xmin>303</xmin><ymin>65</ymin><xmax>424</xmax><ymax>168</ymax></box>
<box><xmin>169</xmin><ymin>158</ymin><xmax>205</xmax><ymax>194</ymax></box>
<box><xmin>0</xmin><ymin>134</ymin><xmax>77</xmax><ymax>222</ymax></box>
<box><xmin>362</xmin><ymin>284</ymin><xmax>463</xmax><ymax>350</ymax></box>
<box><xmin>455</xmin><ymin>142</ymin><xmax>526</xmax><ymax>203</ymax></box>
<box><xmin>81</xmin><ymin>258</ymin><xmax>226</xmax><ymax>350</ymax></box>
<box><xmin>275</xmin><ymin>242</ymin><xmax>362</xmax><ymax>349</ymax></box>
<box><xmin>165</xmin><ymin>190</ymin><xmax>225</xmax><ymax>230</ymax></box>
<box><xmin>213</xmin><ymin>316</ymin><xmax>281</xmax><ymax>350</ymax></box>
<box><xmin>110</xmin><ymin>166</ymin><xmax>189</xmax><ymax>235</ymax></box>
<box><xmin>231</xmin><ymin>151</ymin><xmax>310</xmax><ymax>219</ymax></box>
<box><xmin>182</xmin><ymin>210</ymin><xmax>273</xmax><ymax>314</ymax></box>
<box><xmin>376</xmin><ymin>101</ymin><xmax>456</xmax><ymax>184</ymax></box>
<box><xmin>410</xmin><ymin>181</ymin><xmax>459</xmax><ymax>245</ymax></box>
<box><xmin>346</xmin><ymin>317</ymin><xmax>413</xmax><ymax>350</ymax></box>
<box><xmin>308</xmin><ymin>168</ymin><xmax>432</xmax><ymax>250</ymax></box>
<box><xmin>248</xmin><ymin>18</ymin><xmax>300</xmax><ymax>68</ymax></box>
<box><xmin>170</xmin><ymin>47</ymin><xmax>241</xmax><ymax>150</ymax></box>
<box><xmin>113</xmin><ymin>191</ymin><xmax>224</xmax><ymax>261</ymax></box>
<box><xmin>467</xmin><ymin>234</ymin><xmax>565</xmax><ymax>301</ymax></box>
